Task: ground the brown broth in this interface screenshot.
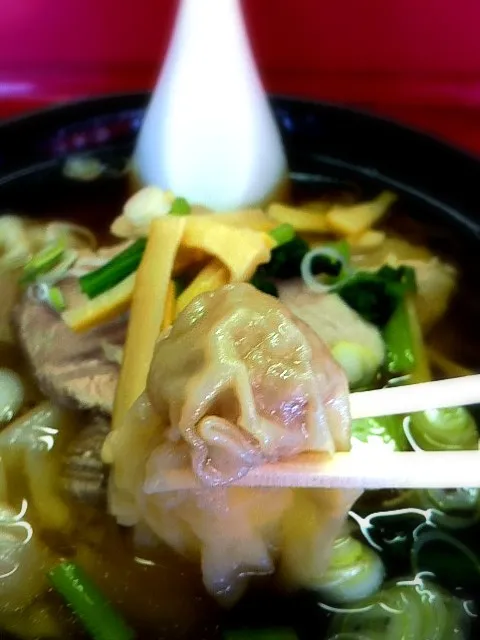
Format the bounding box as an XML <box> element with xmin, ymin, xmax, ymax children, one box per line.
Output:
<box><xmin>0</xmin><ymin>180</ymin><xmax>478</xmax><ymax>639</ymax></box>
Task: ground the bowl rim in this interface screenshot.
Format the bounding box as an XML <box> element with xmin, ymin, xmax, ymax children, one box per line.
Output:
<box><xmin>0</xmin><ymin>91</ymin><xmax>478</xmax><ymax>166</ymax></box>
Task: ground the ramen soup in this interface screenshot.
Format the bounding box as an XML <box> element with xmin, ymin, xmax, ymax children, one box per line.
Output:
<box><xmin>0</xmin><ymin>173</ymin><xmax>479</xmax><ymax>640</ymax></box>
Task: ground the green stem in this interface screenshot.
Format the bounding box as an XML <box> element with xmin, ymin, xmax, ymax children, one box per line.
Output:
<box><xmin>79</xmin><ymin>238</ymin><xmax>146</xmax><ymax>299</ymax></box>
<box><xmin>48</xmin><ymin>562</ymin><xmax>134</xmax><ymax>640</ymax></box>
<box><xmin>383</xmin><ymin>295</ymin><xmax>430</xmax><ymax>383</ymax></box>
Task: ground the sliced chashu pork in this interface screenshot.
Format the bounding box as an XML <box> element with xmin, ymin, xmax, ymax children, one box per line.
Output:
<box><xmin>14</xmin><ymin>245</ymin><xmax>128</xmax><ymax>414</ymax></box>
<box><xmin>278</xmin><ymin>280</ymin><xmax>385</xmax><ymax>371</ymax></box>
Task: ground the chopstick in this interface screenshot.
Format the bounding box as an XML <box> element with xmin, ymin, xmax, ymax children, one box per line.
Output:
<box><xmin>159</xmin><ymin>451</ymin><xmax>480</xmax><ymax>491</ymax></box>
<box><xmin>349</xmin><ymin>374</ymin><xmax>480</xmax><ymax>419</ymax></box>
<box><xmin>157</xmin><ymin>375</ymin><xmax>480</xmax><ymax>492</ymax></box>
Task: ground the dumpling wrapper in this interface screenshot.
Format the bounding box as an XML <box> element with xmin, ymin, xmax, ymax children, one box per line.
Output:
<box><xmin>105</xmin><ymin>284</ymin><xmax>356</xmax><ymax>603</ymax></box>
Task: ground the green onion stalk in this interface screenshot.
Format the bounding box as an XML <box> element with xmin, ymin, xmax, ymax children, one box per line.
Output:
<box><xmin>384</xmin><ymin>293</ymin><xmax>479</xmax><ymax>452</ymax></box>
<box><xmin>48</xmin><ymin>562</ymin><xmax>134</xmax><ymax>640</ymax></box>
<box><xmin>326</xmin><ymin>576</ymin><xmax>470</xmax><ymax>640</ymax></box>
<box><xmin>383</xmin><ymin>294</ymin><xmax>430</xmax><ymax>384</ymax></box>
<box><xmin>21</xmin><ymin>238</ymin><xmax>67</xmax><ymax>285</ymax></box>
<box><xmin>306</xmin><ymin>535</ymin><xmax>385</xmax><ymax>604</ymax></box>
<box><xmin>79</xmin><ymin>238</ymin><xmax>146</xmax><ymax>299</ymax></box>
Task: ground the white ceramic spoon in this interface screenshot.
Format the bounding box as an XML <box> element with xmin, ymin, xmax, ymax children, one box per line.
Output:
<box><xmin>133</xmin><ymin>0</ymin><xmax>288</xmax><ymax>211</ymax></box>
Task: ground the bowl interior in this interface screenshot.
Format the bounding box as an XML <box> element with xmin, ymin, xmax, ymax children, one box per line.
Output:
<box><xmin>0</xmin><ymin>94</ymin><xmax>479</xmax><ymax>246</ymax></box>
<box><xmin>1</xmin><ymin>94</ymin><xmax>480</xmax><ymax>640</ymax></box>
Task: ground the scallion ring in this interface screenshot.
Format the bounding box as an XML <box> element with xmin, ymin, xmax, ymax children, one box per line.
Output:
<box><xmin>27</xmin><ymin>282</ymin><xmax>66</xmax><ymax>313</ymax></box>
<box><xmin>46</xmin><ymin>222</ymin><xmax>98</xmax><ymax>250</ymax></box>
<box><xmin>301</xmin><ymin>246</ymin><xmax>353</xmax><ymax>293</ymax></box>
<box><xmin>37</xmin><ymin>249</ymin><xmax>78</xmax><ymax>285</ymax></box>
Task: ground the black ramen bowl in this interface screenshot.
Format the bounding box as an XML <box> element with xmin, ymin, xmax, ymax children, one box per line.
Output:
<box><xmin>0</xmin><ymin>92</ymin><xmax>480</xmax><ymax>247</ymax></box>
<box><xmin>1</xmin><ymin>94</ymin><xmax>480</xmax><ymax>640</ymax></box>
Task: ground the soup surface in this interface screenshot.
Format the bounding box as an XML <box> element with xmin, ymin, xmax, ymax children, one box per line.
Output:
<box><xmin>0</xmin><ymin>168</ymin><xmax>479</xmax><ymax>640</ymax></box>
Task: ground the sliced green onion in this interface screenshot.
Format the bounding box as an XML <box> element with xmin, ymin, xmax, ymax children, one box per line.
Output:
<box><xmin>223</xmin><ymin>629</ymin><xmax>298</xmax><ymax>640</ymax></box>
<box><xmin>405</xmin><ymin>407</ymin><xmax>478</xmax><ymax>451</ymax></box>
<box><xmin>313</xmin><ymin>535</ymin><xmax>384</xmax><ymax>604</ymax></box>
<box><xmin>37</xmin><ymin>249</ymin><xmax>78</xmax><ymax>285</ymax></box>
<box><xmin>301</xmin><ymin>244</ymin><xmax>352</xmax><ymax>294</ymax></box>
<box><xmin>21</xmin><ymin>238</ymin><xmax>66</xmax><ymax>284</ymax></box>
<box><xmin>48</xmin><ymin>562</ymin><xmax>134</xmax><ymax>640</ymax></box>
<box><xmin>47</xmin><ymin>286</ymin><xmax>66</xmax><ymax>312</ymax></box>
<box><xmin>27</xmin><ymin>283</ymin><xmax>66</xmax><ymax>312</ymax></box>
<box><xmin>169</xmin><ymin>197</ymin><xmax>191</xmax><ymax>216</ymax></box>
<box><xmin>331</xmin><ymin>341</ymin><xmax>381</xmax><ymax>389</ymax></box>
<box><xmin>327</xmin><ymin>577</ymin><xmax>469</xmax><ymax>640</ymax></box>
<box><xmin>412</xmin><ymin>529</ymin><xmax>480</xmax><ymax>592</ymax></box>
<box><xmin>269</xmin><ymin>223</ymin><xmax>296</xmax><ymax>247</ymax></box>
<box><xmin>45</xmin><ymin>222</ymin><xmax>97</xmax><ymax>251</ymax></box>
<box><xmin>414</xmin><ymin>488</ymin><xmax>480</xmax><ymax>529</ymax></box>
<box><xmin>79</xmin><ymin>238</ymin><xmax>146</xmax><ymax>299</ymax></box>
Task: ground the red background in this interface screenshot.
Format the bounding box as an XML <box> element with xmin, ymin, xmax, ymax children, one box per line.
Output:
<box><xmin>2</xmin><ymin>0</ymin><xmax>480</xmax><ymax>153</ymax></box>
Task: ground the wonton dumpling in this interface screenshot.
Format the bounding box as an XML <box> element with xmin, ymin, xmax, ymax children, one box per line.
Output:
<box><xmin>105</xmin><ymin>284</ymin><xmax>353</xmax><ymax>604</ymax></box>
<box><xmin>147</xmin><ymin>283</ymin><xmax>350</xmax><ymax>485</ymax></box>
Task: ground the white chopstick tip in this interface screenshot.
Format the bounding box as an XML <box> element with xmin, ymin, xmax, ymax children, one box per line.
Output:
<box><xmin>350</xmin><ymin>374</ymin><xmax>480</xmax><ymax>420</ymax></box>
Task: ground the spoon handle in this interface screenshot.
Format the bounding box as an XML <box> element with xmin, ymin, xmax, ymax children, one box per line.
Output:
<box><xmin>133</xmin><ymin>0</ymin><xmax>288</xmax><ymax>211</ymax></box>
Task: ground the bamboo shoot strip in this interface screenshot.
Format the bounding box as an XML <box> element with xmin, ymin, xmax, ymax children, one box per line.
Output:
<box><xmin>112</xmin><ymin>217</ymin><xmax>186</xmax><ymax>431</ymax></box>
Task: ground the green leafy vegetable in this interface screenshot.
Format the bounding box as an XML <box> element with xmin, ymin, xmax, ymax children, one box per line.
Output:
<box><xmin>250</xmin><ymin>233</ymin><xmax>309</xmax><ymax>296</ymax></box>
<box><xmin>351</xmin><ymin>415</ymin><xmax>408</xmax><ymax>451</ymax></box>
<box><xmin>21</xmin><ymin>238</ymin><xmax>66</xmax><ymax>284</ymax></box>
<box><xmin>169</xmin><ymin>197</ymin><xmax>191</xmax><ymax>216</ymax></box>
<box><xmin>259</xmin><ymin>235</ymin><xmax>309</xmax><ymax>279</ymax></box>
<box><xmin>250</xmin><ymin>272</ymin><xmax>279</xmax><ymax>297</ymax></box>
<box><xmin>337</xmin><ymin>265</ymin><xmax>417</xmax><ymax>327</ymax></box>
<box><xmin>383</xmin><ymin>294</ymin><xmax>430</xmax><ymax>383</ymax></box>
<box><xmin>79</xmin><ymin>238</ymin><xmax>146</xmax><ymax>299</ymax></box>
<box><xmin>383</xmin><ymin>298</ymin><xmax>416</xmax><ymax>376</ymax></box>
<box><xmin>269</xmin><ymin>223</ymin><xmax>296</xmax><ymax>247</ymax></box>
<box><xmin>48</xmin><ymin>562</ymin><xmax>134</xmax><ymax>640</ymax></box>
<box><xmin>251</xmin><ymin>236</ymin><xmax>351</xmax><ymax>297</ymax></box>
